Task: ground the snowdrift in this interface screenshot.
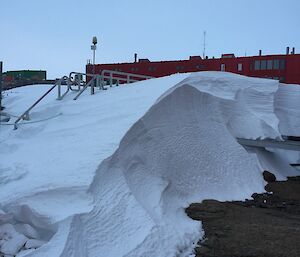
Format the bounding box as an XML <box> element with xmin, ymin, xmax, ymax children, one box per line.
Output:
<box><xmin>1</xmin><ymin>72</ymin><xmax>299</xmax><ymax>256</ymax></box>
<box><xmin>58</xmin><ymin>72</ymin><xmax>299</xmax><ymax>257</ymax></box>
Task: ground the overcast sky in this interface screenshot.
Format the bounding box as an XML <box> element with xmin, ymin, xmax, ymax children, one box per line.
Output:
<box><xmin>1</xmin><ymin>0</ymin><xmax>299</xmax><ymax>78</ymax></box>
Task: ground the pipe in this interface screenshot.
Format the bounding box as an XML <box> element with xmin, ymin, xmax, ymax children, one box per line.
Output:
<box><xmin>286</xmin><ymin>47</ymin><xmax>290</xmax><ymax>55</ymax></box>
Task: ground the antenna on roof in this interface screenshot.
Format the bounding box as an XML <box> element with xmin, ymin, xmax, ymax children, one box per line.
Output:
<box><xmin>203</xmin><ymin>31</ymin><xmax>206</xmax><ymax>59</ymax></box>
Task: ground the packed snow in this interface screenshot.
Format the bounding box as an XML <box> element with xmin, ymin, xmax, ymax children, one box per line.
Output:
<box><xmin>0</xmin><ymin>72</ymin><xmax>299</xmax><ymax>256</ymax></box>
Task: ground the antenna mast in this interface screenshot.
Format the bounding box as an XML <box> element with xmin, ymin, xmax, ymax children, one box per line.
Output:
<box><xmin>203</xmin><ymin>31</ymin><xmax>206</xmax><ymax>59</ymax></box>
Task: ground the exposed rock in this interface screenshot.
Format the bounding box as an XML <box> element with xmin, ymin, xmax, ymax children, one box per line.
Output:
<box><xmin>186</xmin><ymin>176</ymin><xmax>300</xmax><ymax>257</ymax></box>
<box><xmin>263</xmin><ymin>170</ymin><xmax>276</xmax><ymax>182</ymax></box>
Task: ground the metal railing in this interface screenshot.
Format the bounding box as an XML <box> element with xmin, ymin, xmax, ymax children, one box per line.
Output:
<box><xmin>100</xmin><ymin>70</ymin><xmax>153</xmax><ymax>87</ymax></box>
<box><xmin>57</xmin><ymin>76</ymin><xmax>71</xmax><ymax>100</ymax></box>
<box><xmin>14</xmin><ymin>77</ymin><xmax>66</xmax><ymax>129</ymax></box>
<box><xmin>13</xmin><ymin>70</ymin><xmax>154</xmax><ymax>128</ymax></box>
<box><xmin>73</xmin><ymin>75</ymin><xmax>102</xmax><ymax>100</ymax></box>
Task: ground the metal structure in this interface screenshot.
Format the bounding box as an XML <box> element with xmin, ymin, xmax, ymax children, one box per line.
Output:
<box><xmin>72</xmin><ymin>70</ymin><xmax>153</xmax><ymax>100</ymax></box>
<box><xmin>237</xmin><ymin>138</ymin><xmax>300</xmax><ymax>151</ymax></box>
<box><xmin>203</xmin><ymin>31</ymin><xmax>206</xmax><ymax>59</ymax></box>
<box><xmin>14</xmin><ymin>76</ymin><xmax>67</xmax><ymax>129</ymax></box>
<box><xmin>12</xmin><ymin>69</ymin><xmax>153</xmax><ymax>129</ymax></box>
<box><xmin>100</xmin><ymin>70</ymin><xmax>153</xmax><ymax>86</ymax></box>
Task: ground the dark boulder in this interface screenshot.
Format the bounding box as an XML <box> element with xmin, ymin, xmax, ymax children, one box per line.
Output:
<box><xmin>263</xmin><ymin>170</ymin><xmax>276</xmax><ymax>183</ymax></box>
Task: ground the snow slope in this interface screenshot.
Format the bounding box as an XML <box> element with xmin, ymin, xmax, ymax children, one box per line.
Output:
<box><xmin>0</xmin><ymin>72</ymin><xmax>299</xmax><ymax>257</ymax></box>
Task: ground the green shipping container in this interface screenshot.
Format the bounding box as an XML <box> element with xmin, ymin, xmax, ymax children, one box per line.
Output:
<box><xmin>5</xmin><ymin>70</ymin><xmax>46</xmax><ymax>81</ymax></box>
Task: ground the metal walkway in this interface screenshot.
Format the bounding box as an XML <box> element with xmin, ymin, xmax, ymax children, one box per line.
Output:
<box><xmin>237</xmin><ymin>138</ymin><xmax>300</xmax><ymax>151</ymax></box>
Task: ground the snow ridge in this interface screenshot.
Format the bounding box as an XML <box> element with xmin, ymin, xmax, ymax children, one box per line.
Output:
<box><xmin>59</xmin><ymin>72</ymin><xmax>292</xmax><ymax>257</ymax></box>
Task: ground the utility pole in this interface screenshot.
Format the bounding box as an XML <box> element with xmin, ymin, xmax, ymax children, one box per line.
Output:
<box><xmin>203</xmin><ymin>31</ymin><xmax>206</xmax><ymax>59</ymax></box>
<box><xmin>0</xmin><ymin>61</ymin><xmax>3</xmax><ymax>111</ymax></box>
<box><xmin>91</xmin><ymin>36</ymin><xmax>98</xmax><ymax>75</ymax></box>
<box><xmin>91</xmin><ymin>36</ymin><xmax>98</xmax><ymax>94</ymax></box>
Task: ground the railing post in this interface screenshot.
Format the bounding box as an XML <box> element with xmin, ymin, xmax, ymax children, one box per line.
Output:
<box><xmin>96</xmin><ymin>75</ymin><xmax>100</xmax><ymax>89</ymax></box>
<box><xmin>57</xmin><ymin>80</ymin><xmax>61</xmax><ymax>100</ymax></box>
<box><xmin>91</xmin><ymin>78</ymin><xmax>94</xmax><ymax>95</ymax></box>
<box><xmin>127</xmin><ymin>75</ymin><xmax>130</xmax><ymax>84</ymax></box>
<box><xmin>109</xmin><ymin>73</ymin><xmax>113</xmax><ymax>87</ymax></box>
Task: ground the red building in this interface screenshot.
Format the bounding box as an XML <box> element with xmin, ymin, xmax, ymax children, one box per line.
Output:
<box><xmin>87</xmin><ymin>48</ymin><xmax>300</xmax><ymax>85</ymax></box>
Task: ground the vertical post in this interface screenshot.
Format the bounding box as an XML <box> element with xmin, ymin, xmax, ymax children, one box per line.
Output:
<box><xmin>57</xmin><ymin>79</ymin><xmax>61</xmax><ymax>100</ymax></box>
<box><xmin>91</xmin><ymin>36</ymin><xmax>98</xmax><ymax>95</ymax></box>
<box><xmin>0</xmin><ymin>61</ymin><xmax>3</xmax><ymax>111</ymax></box>
<box><xmin>91</xmin><ymin>49</ymin><xmax>96</xmax><ymax>95</ymax></box>
<box><xmin>93</xmin><ymin>47</ymin><xmax>96</xmax><ymax>76</ymax></box>
<box><xmin>109</xmin><ymin>73</ymin><xmax>113</xmax><ymax>87</ymax></box>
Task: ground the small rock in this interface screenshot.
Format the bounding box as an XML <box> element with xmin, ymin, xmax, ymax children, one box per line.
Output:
<box><xmin>263</xmin><ymin>170</ymin><xmax>276</xmax><ymax>183</ymax></box>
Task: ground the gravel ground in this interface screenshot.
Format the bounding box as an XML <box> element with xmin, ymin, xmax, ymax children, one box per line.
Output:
<box><xmin>186</xmin><ymin>174</ymin><xmax>300</xmax><ymax>257</ymax></box>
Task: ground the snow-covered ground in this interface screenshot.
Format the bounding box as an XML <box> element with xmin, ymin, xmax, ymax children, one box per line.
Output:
<box><xmin>0</xmin><ymin>72</ymin><xmax>299</xmax><ymax>256</ymax></box>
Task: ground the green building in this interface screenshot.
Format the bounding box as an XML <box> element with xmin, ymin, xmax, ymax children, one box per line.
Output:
<box><xmin>5</xmin><ymin>70</ymin><xmax>46</xmax><ymax>81</ymax></box>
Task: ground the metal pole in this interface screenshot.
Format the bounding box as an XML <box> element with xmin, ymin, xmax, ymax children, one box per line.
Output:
<box><xmin>0</xmin><ymin>62</ymin><xmax>3</xmax><ymax>111</ymax></box>
<box><xmin>91</xmin><ymin>36</ymin><xmax>98</xmax><ymax>95</ymax></box>
<box><xmin>93</xmin><ymin>48</ymin><xmax>95</xmax><ymax>76</ymax></box>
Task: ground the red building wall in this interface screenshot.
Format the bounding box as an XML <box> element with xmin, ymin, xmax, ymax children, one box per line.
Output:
<box><xmin>87</xmin><ymin>53</ymin><xmax>300</xmax><ymax>85</ymax></box>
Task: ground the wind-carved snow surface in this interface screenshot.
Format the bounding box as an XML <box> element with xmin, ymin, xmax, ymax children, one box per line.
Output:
<box><xmin>275</xmin><ymin>83</ymin><xmax>300</xmax><ymax>136</ymax></box>
<box><xmin>1</xmin><ymin>72</ymin><xmax>299</xmax><ymax>257</ymax></box>
<box><xmin>56</xmin><ymin>72</ymin><xmax>299</xmax><ymax>257</ymax></box>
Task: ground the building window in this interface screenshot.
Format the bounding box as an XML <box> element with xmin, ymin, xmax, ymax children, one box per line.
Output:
<box><xmin>131</xmin><ymin>67</ymin><xmax>139</xmax><ymax>72</ymax></box>
<box><xmin>261</xmin><ymin>60</ymin><xmax>267</xmax><ymax>70</ymax></box>
<box><xmin>254</xmin><ymin>60</ymin><xmax>260</xmax><ymax>70</ymax></box>
<box><xmin>221</xmin><ymin>64</ymin><xmax>225</xmax><ymax>71</ymax></box>
<box><xmin>176</xmin><ymin>66</ymin><xmax>184</xmax><ymax>71</ymax></box>
<box><xmin>279</xmin><ymin>59</ymin><xmax>286</xmax><ymax>70</ymax></box>
<box><xmin>267</xmin><ymin>60</ymin><xmax>273</xmax><ymax>70</ymax></box>
<box><xmin>238</xmin><ymin>63</ymin><xmax>243</xmax><ymax>71</ymax></box>
<box><xmin>148</xmin><ymin>67</ymin><xmax>156</xmax><ymax>72</ymax></box>
<box><xmin>273</xmin><ymin>60</ymin><xmax>279</xmax><ymax>69</ymax></box>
